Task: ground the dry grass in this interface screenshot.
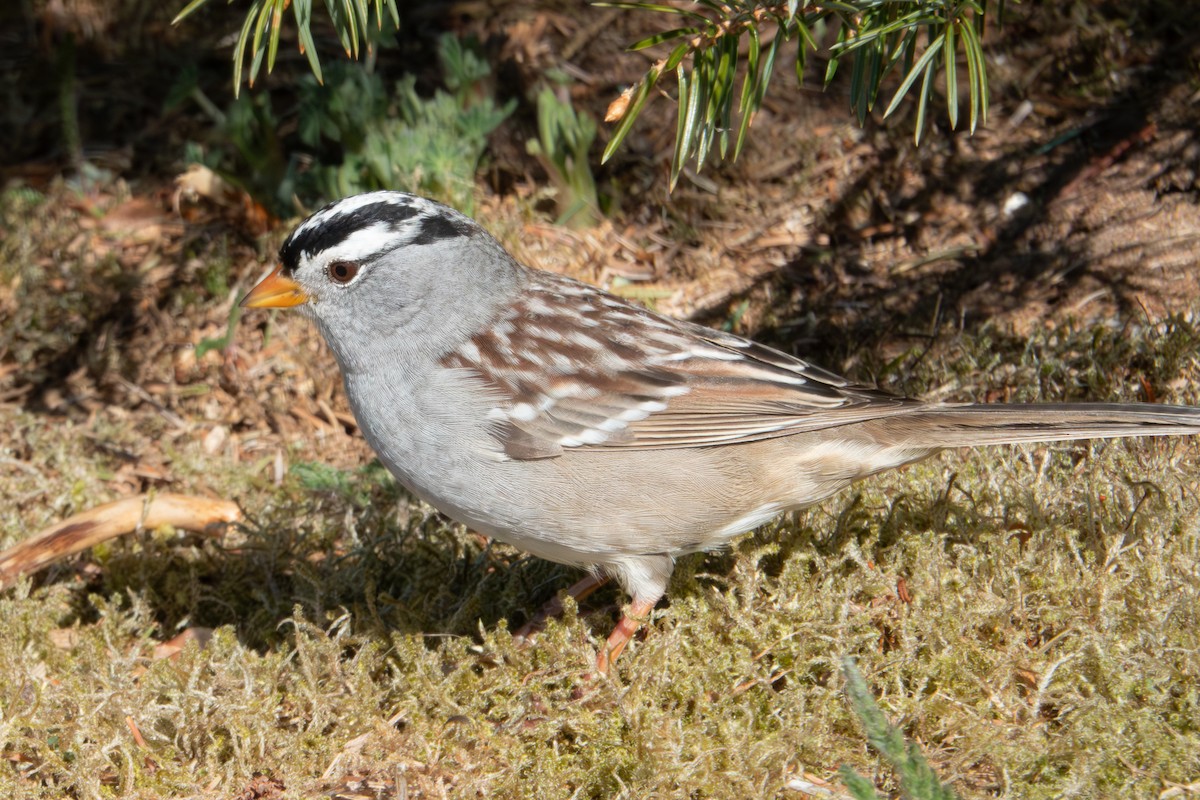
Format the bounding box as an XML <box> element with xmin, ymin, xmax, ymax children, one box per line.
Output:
<box><xmin>2</xmin><ymin>180</ymin><xmax>1199</xmax><ymax>799</ymax></box>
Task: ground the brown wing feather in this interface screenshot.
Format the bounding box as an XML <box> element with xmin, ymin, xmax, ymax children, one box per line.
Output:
<box><xmin>441</xmin><ymin>271</ymin><xmax>917</xmax><ymax>460</ymax></box>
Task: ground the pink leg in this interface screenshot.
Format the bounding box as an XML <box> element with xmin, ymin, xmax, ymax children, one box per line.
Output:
<box><xmin>513</xmin><ymin>572</ymin><xmax>610</xmax><ymax>644</ymax></box>
<box><xmin>595</xmin><ymin>596</ymin><xmax>658</xmax><ymax>676</ymax></box>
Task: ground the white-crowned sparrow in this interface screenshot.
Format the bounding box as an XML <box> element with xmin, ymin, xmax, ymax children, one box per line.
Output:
<box><xmin>242</xmin><ymin>191</ymin><xmax>1200</xmax><ymax>673</ymax></box>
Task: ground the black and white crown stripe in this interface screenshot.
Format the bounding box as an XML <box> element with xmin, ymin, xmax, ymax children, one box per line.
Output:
<box><xmin>279</xmin><ymin>193</ymin><xmax>475</xmax><ymax>274</ymax></box>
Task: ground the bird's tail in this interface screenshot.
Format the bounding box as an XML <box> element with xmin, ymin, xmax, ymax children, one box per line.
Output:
<box><xmin>873</xmin><ymin>403</ymin><xmax>1200</xmax><ymax>449</ymax></box>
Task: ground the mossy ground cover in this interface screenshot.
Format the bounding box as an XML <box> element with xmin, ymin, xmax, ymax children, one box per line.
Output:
<box><xmin>2</xmin><ymin>182</ymin><xmax>1199</xmax><ymax>799</ymax></box>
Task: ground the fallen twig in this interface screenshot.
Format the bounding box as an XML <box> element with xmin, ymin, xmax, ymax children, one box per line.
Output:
<box><xmin>0</xmin><ymin>493</ymin><xmax>241</xmax><ymax>589</ymax></box>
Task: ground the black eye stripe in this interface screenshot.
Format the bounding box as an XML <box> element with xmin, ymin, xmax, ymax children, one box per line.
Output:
<box><xmin>409</xmin><ymin>213</ymin><xmax>474</xmax><ymax>246</ymax></box>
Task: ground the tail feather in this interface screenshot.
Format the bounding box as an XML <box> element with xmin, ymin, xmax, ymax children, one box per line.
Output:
<box><xmin>881</xmin><ymin>403</ymin><xmax>1200</xmax><ymax>449</ymax></box>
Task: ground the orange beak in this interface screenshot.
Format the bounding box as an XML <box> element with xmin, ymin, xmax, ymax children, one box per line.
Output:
<box><xmin>241</xmin><ymin>264</ymin><xmax>309</xmax><ymax>309</ymax></box>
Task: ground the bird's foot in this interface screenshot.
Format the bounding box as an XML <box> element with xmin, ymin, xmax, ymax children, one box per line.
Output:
<box><xmin>512</xmin><ymin>572</ymin><xmax>609</xmax><ymax>646</ymax></box>
<box><xmin>595</xmin><ymin>597</ymin><xmax>657</xmax><ymax>676</ymax></box>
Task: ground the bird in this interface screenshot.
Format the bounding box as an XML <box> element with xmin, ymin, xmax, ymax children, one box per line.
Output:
<box><xmin>241</xmin><ymin>190</ymin><xmax>1200</xmax><ymax>674</ymax></box>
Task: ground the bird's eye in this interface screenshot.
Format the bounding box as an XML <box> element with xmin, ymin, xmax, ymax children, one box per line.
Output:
<box><xmin>328</xmin><ymin>261</ymin><xmax>359</xmax><ymax>284</ymax></box>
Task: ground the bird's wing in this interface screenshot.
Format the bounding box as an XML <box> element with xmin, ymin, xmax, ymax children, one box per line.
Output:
<box><xmin>442</xmin><ymin>274</ymin><xmax>922</xmax><ymax>460</ymax></box>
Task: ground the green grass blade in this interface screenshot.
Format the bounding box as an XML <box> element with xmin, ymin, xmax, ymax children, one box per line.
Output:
<box><xmin>793</xmin><ymin>13</ymin><xmax>816</xmax><ymax>82</ymax></box>
<box><xmin>231</xmin><ymin>2</ymin><xmax>260</xmax><ymax>95</ymax></box>
<box><xmin>601</xmin><ymin>67</ymin><xmax>660</xmax><ymax>163</ymax></box>
<box><xmin>758</xmin><ymin>28</ymin><xmax>781</xmax><ymax>104</ymax></box>
<box><xmin>670</xmin><ymin>65</ymin><xmax>691</xmax><ymax>187</ymax></box>
<box><xmin>914</xmin><ymin>56</ymin><xmax>935</xmax><ymax>145</ymax></box>
<box><xmin>664</xmin><ymin>41</ymin><xmax>690</xmax><ymax>72</ymax></box>
<box><xmin>733</xmin><ymin>25</ymin><xmax>760</xmax><ymax>160</ymax></box>
<box><xmin>593</xmin><ymin>1</ymin><xmax>711</xmax><ymax>22</ymax></box>
<box><xmin>267</xmin><ymin>0</ymin><xmax>285</xmax><ymax>74</ymax></box>
<box><xmin>717</xmin><ymin>34</ymin><xmax>737</xmax><ymax>157</ymax></box>
<box><xmin>825</xmin><ymin>22</ymin><xmax>849</xmax><ymax>86</ymax></box>
<box><xmin>831</xmin><ymin>9</ymin><xmax>938</xmax><ymax>53</ymax></box>
<box><xmin>248</xmin><ymin>0</ymin><xmax>274</xmax><ymax>85</ymax></box>
<box><xmin>945</xmin><ymin>19</ymin><xmax>958</xmax><ymax>129</ymax></box>
<box><xmin>354</xmin><ymin>0</ymin><xmax>370</xmax><ymax>52</ymax></box>
<box><xmin>293</xmin><ymin>0</ymin><xmax>323</xmax><ymax>84</ymax></box>
<box><xmin>960</xmin><ymin>16</ymin><xmax>988</xmax><ymax>130</ymax></box>
<box><xmin>681</xmin><ymin>55</ymin><xmax>705</xmax><ymax>156</ymax></box>
<box><xmin>882</xmin><ymin>27</ymin><xmax>916</xmax><ymax>77</ymax></box>
<box><xmin>865</xmin><ymin>35</ymin><xmax>883</xmax><ymax>111</ymax></box>
<box><xmin>796</xmin><ymin>15</ymin><xmax>818</xmax><ymax>52</ymax></box>
<box><xmin>172</xmin><ymin>0</ymin><xmax>211</xmax><ymax>25</ymax></box>
<box><xmin>340</xmin><ymin>0</ymin><xmax>359</xmax><ymax>57</ymax></box>
<box><xmin>849</xmin><ymin>37</ymin><xmax>866</xmax><ymax>124</ymax></box>
<box><xmin>883</xmin><ymin>31</ymin><xmax>944</xmax><ymax>119</ymax></box>
<box><xmin>709</xmin><ymin>30</ymin><xmax>736</xmax><ymax>126</ymax></box>
<box><xmin>628</xmin><ymin>27</ymin><xmax>701</xmax><ymax>51</ymax></box>
<box><xmin>837</xmin><ymin>766</ymin><xmax>882</xmax><ymax>800</ymax></box>
<box><xmin>842</xmin><ymin>659</ymin><xmax>962</xmax><ymax>799</ymax></box>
